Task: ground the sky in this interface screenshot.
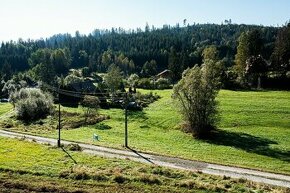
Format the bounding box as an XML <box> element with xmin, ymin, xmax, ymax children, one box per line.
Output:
<box><xmin>0</xmin><ymin>0</ymin><xmax>289</xmax><ymax>42</ymax></box>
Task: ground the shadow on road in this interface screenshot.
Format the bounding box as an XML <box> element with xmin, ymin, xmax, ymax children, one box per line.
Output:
<box><xmin>127</xmin><ymin>147</ymin><xmax>155</xmax><ymax>164</ymax></box>
<box><xmin>61</xmin><ymin>147</ymin><xmax>77</xmax><ymax>164</ymax></box>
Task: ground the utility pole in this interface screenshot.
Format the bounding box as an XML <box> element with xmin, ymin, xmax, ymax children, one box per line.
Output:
<box><xmin>124</xmin><ymin>92</ymin><xmax>128</xmax><ymax>147</ymax></box>
<box><xmin>57</xmin><ymin>88</ymin><xmax>61</xmax><ymax>147</ymax></box>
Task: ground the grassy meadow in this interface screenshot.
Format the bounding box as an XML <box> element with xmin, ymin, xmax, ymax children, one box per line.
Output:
<box><xmin>0</xmin><ymin>103</ymin><xmax>12</xmax><ymax>116</ymax></box>
<box><xmin>1</xmin><ymin>89</ymin><xmax>290</xmax><ymax>175</ymax></box>
<box><xmin>2</xmin><ymin>137</ymin><xmax>286</xmax><ymax>192</ymax></box>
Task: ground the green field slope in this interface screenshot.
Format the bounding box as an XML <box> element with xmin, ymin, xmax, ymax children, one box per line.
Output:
<box><xmin>2</xmin><ymin>90</ymin><xmax>290</xmax><ymax>175</ymax></box>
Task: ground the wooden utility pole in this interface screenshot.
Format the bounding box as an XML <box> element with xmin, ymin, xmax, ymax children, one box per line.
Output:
<box><xmin>125</xmin><ymin>92</ymin><xmax>128</xmax><ymax>147</ymax></box>
<box><xmin>57</xmin><ymin>88</ymin><xmax>61</xmax><ymax>147</ymax></box>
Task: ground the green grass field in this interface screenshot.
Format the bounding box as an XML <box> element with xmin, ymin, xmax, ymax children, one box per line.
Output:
<box><xmin>2</xmin><ymin>137</ymin><xmax>285</xmax><ymax>192</ymax></box>
<box><xmin>1</xmin><ymin>90</ymin><xmax>290</xmax><ymax>175</ymax></box>
<box><xmin>0</xmin><ymin>103</ymin><xmax>12</xmax><ymax>116</ymax></box>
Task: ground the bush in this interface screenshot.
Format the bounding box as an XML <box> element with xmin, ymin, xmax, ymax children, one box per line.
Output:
<box><xmin>66</xmin><ymin>143</ymin><xmax>82</xmax><ymax>151</ymax></box>
<box><xmin>136</xmin><ymin>78</ymin><xmax>154</xmax><ymax>89</ymax></box>
<box><xmin>134</xmin><ymin>91</ymin><xmax>160</xmax><ymax>107</ymax></box>
<box><xmin>64</xmin><ymin>74</ymin><xmax>84</xmax><ymax>86</ymax></box>
<box><xmin>81</xmin><ymin>95</ymin><xmax>100</xmax><ymax>122</ymax></box>
<box><xmin>135</xmin><ymin>77</ymin><xmax>171</xmax><ymax>90</ymax></box>
<box><xmin>173</xmin><ymin>60</ymin><xmax>221</xmax><ymax>138</ymax></box>
<box><xmin>155</xmin><ymin>78</ymin><xmax>171</xmax><ymax>89</ymax></box>
<box><xmin>12</xmin><ymin>88</ymin><xmax>54</xmax><ymax>121</ymax></box>
<box><xmin>127</xmin><ymin>73</ymin><xmax>139</xmax><ymax>88</ymax></box>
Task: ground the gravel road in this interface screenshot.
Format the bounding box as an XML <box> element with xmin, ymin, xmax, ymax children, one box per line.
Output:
<box><xmin>1</xmin><ymin>129</ymin><xmax>290</xmax><ymax>188</ymax></box>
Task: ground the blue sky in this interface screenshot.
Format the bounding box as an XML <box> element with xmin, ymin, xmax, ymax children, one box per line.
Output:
<box><xmin>0</xmin><ymin>0</ymin><xmax>289</xmax><ymax>42</ymax></box>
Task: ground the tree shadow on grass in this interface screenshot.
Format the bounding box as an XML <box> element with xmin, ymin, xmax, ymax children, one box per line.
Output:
<box><xmin>127</xmin><ymin>111</ymin><xmax>148</xmax><ymax>120</ymax></box>
<box><xmin>202</xmin><ymin>130</ymin><xmax>290</xmax><ymax>162</ymax></box>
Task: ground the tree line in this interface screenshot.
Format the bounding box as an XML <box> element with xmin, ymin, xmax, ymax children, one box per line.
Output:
<box><xmin>1</xmin><ymin>22</ymin><xmax>290</xmax><ymax>94</ymax></box>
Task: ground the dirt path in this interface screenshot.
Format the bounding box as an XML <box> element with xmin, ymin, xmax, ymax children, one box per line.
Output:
<box><xmin>0</xmin><ymin>129</ymin><xmax>290</xmax><ymax>188</ymax></box>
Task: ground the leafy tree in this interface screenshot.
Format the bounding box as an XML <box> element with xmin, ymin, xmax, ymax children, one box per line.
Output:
<box><xmin>127</xmin><ymin>73</ymin><xmax>139</xmax><ymax>88</ymax></box>
<box><xmin>104</xmin><ymin>64</ymin><xmax>123</xmax><ymax>93</ymax></box>
<box><xmin>1</xmin><ymin>72</ymin><xmax>35</xmax><ymax>100</ymax></box>
<box><xmin>28</xmin><ymin>48</ymin><xmax>52</xmax><ymax>68</ymax></box>
<box><xmin>11</xmin><ymin>88</ymin><xmax>54</xmax><ymax>121</ymax></box>
<box><xmin>245</xmin><ymin>55</ymin><xmax>268</xmax><ymax>89</ymax></box>
<box><xmin>28</xmin><ymin>48</ymin><xmax>71</xmax><ymax>83</ymax></box>
<box><xmin>2</xmin><ymin>79</ymin><xmax>25</xmax><ymax>103</ymax></box>
<box><xmin>81</xmin><ymin>95</ymin><xmax>100</xmax><ymax>122</ymax></box>
<box><xmin>234</xmin><ymin>30</ymin><xmax>264</xmax><ymax>82</ymax></box>
<box><xmin>64</xmin><ymin>74</ymin><xmax>84</xmax><ymax>86</ymax></box>
<box><xmin>202</xmin><ymin>45</ymin><xmax>219</xmax><ymax>62</ymax></box>
<box><xmin>115</xmin><ymin>53</ymin><xmax>132</xmax><ymax>76</ymax></box>
<box><xmin>51</xmin><ymin>48</ymin><xmax>71</xmax><ymax>75</ymax></box>
<box><xmin>101</xmin><ymin>50</ymin><xmax>113</xmax><ymax>72</ymax></box>
<box><xmin>173</xmin><ymin>60</ymin><xmax>221</xmax><ymax>138</ymax></box>
<box><xmin>78</xmin><ymin>50</ymin><xmax>89</xmax><ymax>67</ymax></box>
<box><xmin>30</xmin><ymin>63</ymin><xmax>55</xmax><ymax>83</ymax></box>
<box><xmin>271</xmin><ymin>23</ymin><xmax>290</xmax><ymax>72</ymax></box>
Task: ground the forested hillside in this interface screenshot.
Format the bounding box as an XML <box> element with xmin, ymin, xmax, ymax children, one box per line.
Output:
<box><xmin>0</xmin><ymin>22</ymin><xmax>289</xmax><ymax>93</ymax></box>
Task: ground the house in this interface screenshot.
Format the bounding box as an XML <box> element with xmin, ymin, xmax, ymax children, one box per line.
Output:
<box><xmin>155</xmin><ymin>69</ymin><xmax>173</xmax><ymax>80</ymax></box>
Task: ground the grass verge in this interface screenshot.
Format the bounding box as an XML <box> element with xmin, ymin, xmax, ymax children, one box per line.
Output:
<box><xmin>0</xmin><ymin>137</ymin><xmax>288</xmax><ymax>192</ymax></box>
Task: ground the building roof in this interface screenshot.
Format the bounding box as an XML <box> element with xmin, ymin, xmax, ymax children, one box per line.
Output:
<box><xmin>156</xmin><ymin>69</ymin><xmax>172</xmax><ymax>77</ymax></box>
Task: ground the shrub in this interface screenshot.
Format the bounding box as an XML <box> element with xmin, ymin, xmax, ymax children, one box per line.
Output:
<box><xmin>127</xmin><ymin>73</ymin><xmax>139</xmax><ymax>88</ymax></box>
<box><xmin>136</xmin><ymin>78</ymin><xmax>153</xmax><ymax>89</ymax></box>
<box><xmin>134</xmin><ymin>91</ymin><xmax>160</xmax><ymax>107</ymax></box>
<box><xmin>64</xmin><ymin>74</ymin><xmax>84</xmax><ymax>86</ymax></box>
<box><xmin>80</xmin><ymin>95</ymin><xmax>100</xmax><ymax>122</ymax></box>
<box><xmin>173</xmin><ymin>60</ymin><xmax>221</xmax><ymax>138</ymax></box>
<box><xmin>155</xmin><ymin>78</ymin><xmax>171</xmax><ymax>89</ymax></box>
<box><xmin>135</xmin><ymin>77</ymin><xmax>171</xmax><ymax>90</ymax></box>
<box><xmin>66</xmin><ymin>143</ymin><xmax>82</xmax><ymax>151</ymax></box>
<box><xmin>12</xmin><ymin>88</ymin><xmax>54</xmax><ymax>121</ymax></box>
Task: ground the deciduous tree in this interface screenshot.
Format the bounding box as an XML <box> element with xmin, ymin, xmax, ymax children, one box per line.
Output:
<box><xmin>234</xmin><ymin>30</ymin><xmax>264</xmax><ymax>83</ymax></box>
<box><xmin>173</xmin><ymin>60</ymin><xmax>221</xmax><ymax>138</ymax></box>
<box><xmin>104</xmin><ymin>64</ymin><xmax>123</xmax><ymax>93</ymax></box>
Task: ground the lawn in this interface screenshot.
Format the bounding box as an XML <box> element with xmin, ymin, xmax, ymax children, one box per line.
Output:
<box><xmin>1</xmin><ymin>89</ymin><xmax>290</xmax><ymax>175</ymax></box>
<box><xmin>1</xmin><ymin>137</ymin><xmax>284</xmax><ymax>192</ymax></box>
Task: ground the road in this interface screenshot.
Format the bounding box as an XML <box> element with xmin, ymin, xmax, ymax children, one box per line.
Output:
<box><xmin>0</xmin><ymin>129</ymin><xmax>290</xmax><ymax>188</ymax></box>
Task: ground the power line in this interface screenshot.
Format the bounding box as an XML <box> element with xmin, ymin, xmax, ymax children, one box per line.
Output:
<box><xmin>42</xmin><ymin>83</ymin><xmax>126</xmax><ymax>95</ymax></box>
<box><xmin>43</xmin><ymin>82</ymin><xmax>131</xmax><ymax>148</ymax></box>
<box><xmin>41</xmin><ymin>83</ymin><xmax>127</xmax><ymax>100</ymax></box>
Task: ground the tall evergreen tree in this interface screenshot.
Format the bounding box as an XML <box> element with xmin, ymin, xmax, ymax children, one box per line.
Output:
<box><xmin>168</xmin><ymin>47</ymin><xmax>181</xmax><ymax>81</ymax></box>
